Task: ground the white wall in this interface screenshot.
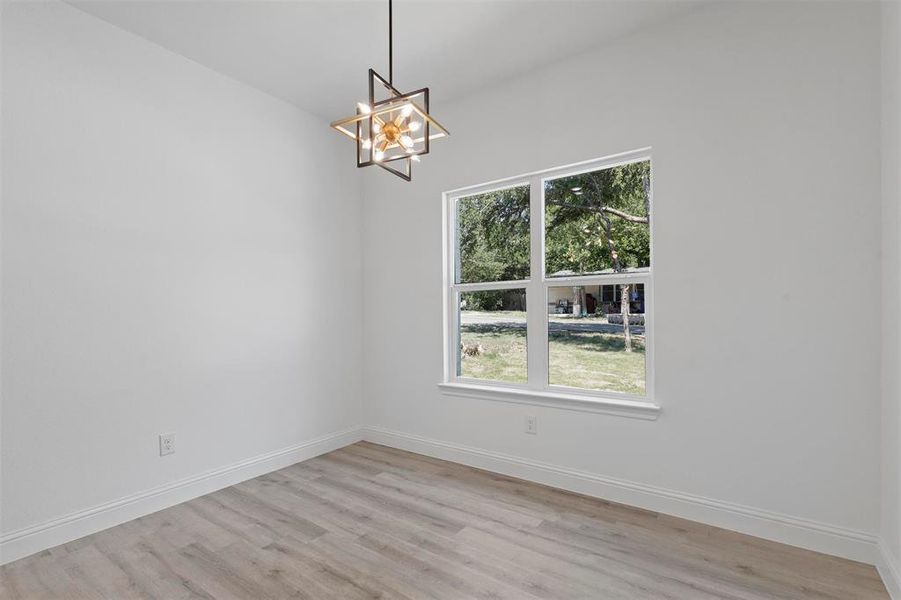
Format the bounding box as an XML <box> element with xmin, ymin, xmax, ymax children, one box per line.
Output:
<box><xmin>0</xmin><ymin>0</ymin><xmax>362</xmax><ymax>558</ymax></box>
<box><xmin>0</xmin><ymin>0</ymin><xmax>893</xmax><ymax>578</ymax></box>
<box><xmin>881</xmin><ymin>0</ymin><xmax>901</xmax><ymax>594</ymax></box>
<box><xmin>362</xmin><ymin>1</ymin><xmax>882</xmax><ymax>561</ymax></box>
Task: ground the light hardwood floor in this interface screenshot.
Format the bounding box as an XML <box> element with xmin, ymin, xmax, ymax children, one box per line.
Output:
<box><xmin>0</xmin><ymin>441</ymin><xmax>889</xmax><ymax>599</ymax></box>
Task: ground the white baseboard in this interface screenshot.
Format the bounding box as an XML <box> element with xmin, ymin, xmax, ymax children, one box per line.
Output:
<box><xmin>3</xmin><ymin>423</ymin><xmax>888</xmax><ymax>591</ymax></box>
<box><xmin>0</xmin><ymin>425</ymin><xmax>363</xmax><ymax>566</ymax></box>
<box><xmin>361</xmin><ymin>425</ymin><xmax>878</xmax><ymax>565</ymax></box>
<box><xmin>878</xmin><ymin>541</ymin><xmax>901</xmax><ymax>600</ymax></box>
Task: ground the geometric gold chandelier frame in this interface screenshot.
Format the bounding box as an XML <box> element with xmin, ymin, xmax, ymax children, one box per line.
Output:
<box><xmin>329</xmin><ymin>0</ymin><xmax>448</xmax><ymax>181</ymax></box>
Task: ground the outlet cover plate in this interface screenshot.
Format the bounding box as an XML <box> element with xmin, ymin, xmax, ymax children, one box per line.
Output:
<box><xmin>159</xmin><ymin>432</ymin><xmax>175</xmax><ymax>456</ymax></box>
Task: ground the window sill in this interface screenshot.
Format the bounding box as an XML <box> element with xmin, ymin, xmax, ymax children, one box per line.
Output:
<box><xmin>437</xmin><ymin>382</ymin><xmax>660</xmax><ymax>420</ymax></box>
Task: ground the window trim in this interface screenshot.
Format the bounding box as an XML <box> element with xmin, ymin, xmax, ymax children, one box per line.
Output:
<box><xmin>441</xmin><ymin>148</ymin><xmax>659</xmax><ymax>418</ymax></box>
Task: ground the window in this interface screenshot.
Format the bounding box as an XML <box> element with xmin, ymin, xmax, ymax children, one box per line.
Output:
<box><xmin>443</xmin><ymin>150</ymin><xmax>656</xmax><ymax>415</ymax></box>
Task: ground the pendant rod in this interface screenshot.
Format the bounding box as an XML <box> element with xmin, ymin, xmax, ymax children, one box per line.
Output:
<box><xmin>388</xmin><ymin>0</ymin><xmax>393</xmax><ymax>84</ymax></box>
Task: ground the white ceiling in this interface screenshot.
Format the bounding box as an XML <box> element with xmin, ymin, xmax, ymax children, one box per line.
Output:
<box><xmin>69</xmin><ymin>0</ymin><xmax>706</xmax><ymax>121</ymax></box>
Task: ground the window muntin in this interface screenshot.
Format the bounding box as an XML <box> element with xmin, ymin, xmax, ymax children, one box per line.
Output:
<box><xmin>446</xmin><ymin>151</ymin><xmax>653</xmax><ymax>403</ymax></box>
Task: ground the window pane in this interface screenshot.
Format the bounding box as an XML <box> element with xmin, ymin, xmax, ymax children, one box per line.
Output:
<box><xmin>601</xmin><ymin>285</ymin><xmax>614</xmax><ymax>303</ymax></box>
<box><xmin>548</xmin><ymin>284</ymin><xmax>646</xmax><ymax>395</ymax></box>
<box><xmin>545</xmin><ymin>160</ymin><xmax>650</xmax><ymax>278</ymax></box>
<box><xmin>456</xmin><ymin>185</ymin><xmax>530</xmax><ymax>284</ymax></box>
<box><xmin>458</xmin><ymin>289</ymin><xmax>527</xmax><ymax>383</ymax></box>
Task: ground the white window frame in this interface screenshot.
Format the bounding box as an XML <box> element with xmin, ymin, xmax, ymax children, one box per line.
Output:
<box><xmin>440</xmin><ymin>148</ymin><xmax>660</xmax><ymax>420</ymax></box>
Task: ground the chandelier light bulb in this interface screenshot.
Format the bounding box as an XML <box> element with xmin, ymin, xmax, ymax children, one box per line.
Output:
<box><xmin>408</xmin><ymin>121</ymin><xmax>421</xmax><ymax>132</ymax></box>
<box><xmin>357</xmin><ymin>102</ymin><xmax>372</xmax><ymax>114</ymax></box>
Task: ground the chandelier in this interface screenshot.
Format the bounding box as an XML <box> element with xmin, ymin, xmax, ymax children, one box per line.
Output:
<box><xmin>330</xmin><ymin>0</ymin><xmax>449</xmax><ymax>181</ymax></box>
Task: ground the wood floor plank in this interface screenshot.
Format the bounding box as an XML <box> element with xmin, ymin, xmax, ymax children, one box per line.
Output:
<box><xmin>0</xmin><ymin>441</ymin><xmax>889</xmax><ymax>599</ymax></box>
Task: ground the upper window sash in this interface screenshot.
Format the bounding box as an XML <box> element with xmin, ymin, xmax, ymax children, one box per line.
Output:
<box><xmin>447</xmin><ymin>148</ymin><xmax>653</xmax><ymax>282</ymax></box>
<box><xmin>452</xmin><ymin>181</ymin><xmax>531</xmax><ymax>285</ymax></box>
<box><xmin>543</xmin><ymin>161</ymin><xmax>651</xmax><ymax>278</ymax></box>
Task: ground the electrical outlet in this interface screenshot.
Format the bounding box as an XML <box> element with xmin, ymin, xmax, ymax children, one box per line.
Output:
<box><xmin>524</xmin><ymin>415</ymin><xmax>538</xmax><ymax>435</ymax></box>
<box><xmin>159</xmin><ymin>433</ymin><xmax>175</xmax><ymax>456</ymax></box>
